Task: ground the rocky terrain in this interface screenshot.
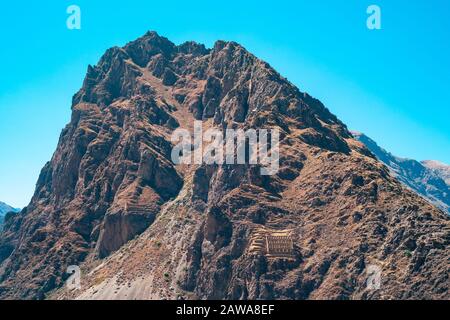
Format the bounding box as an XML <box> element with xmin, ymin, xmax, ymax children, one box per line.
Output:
<box><xmin>0</xmin><ymin>202</ymin><xmax>19</xmax><ymax>231</ymax></box>
<box><xmin>352</xmin><ymin>132</ymin><xmax>450</xmax><ymax>214</ymax></box>
<box><xmin>422</xmin><ymin>160</ymin><xmax>450</xmax><ymax>186</ymax></box>
<box><xmin>0</xmin><ymin>32</ymin><xmax>448</xmax><ymax>300</ymax></box>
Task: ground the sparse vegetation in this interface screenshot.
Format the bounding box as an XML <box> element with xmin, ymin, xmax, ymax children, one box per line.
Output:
<box><xmin>163</xmin><ymin>273</ymin><xmax>170</xmax><ymax>282</ymax></box>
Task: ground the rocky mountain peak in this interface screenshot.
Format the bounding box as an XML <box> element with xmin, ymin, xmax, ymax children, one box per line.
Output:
<box><xmin>178</xmin><ymin>41</ymin><xmax>209</xmax><ymax>56</ymax></box>
<box><xmin>0</xmin><ymin>32</ymin><xmax>448</xmax><ymax>300</ymax></box>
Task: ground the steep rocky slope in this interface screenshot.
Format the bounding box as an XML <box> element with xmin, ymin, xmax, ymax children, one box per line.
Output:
<box><xmin>422</xmin><ymin>160</ymin><xmax>450</xmax><ymax>186</ymax></box>
<box><xmin>0</xmin><ymin>32</ymin><xmax>448</xmax><ymax>300</ymax></box>
<box><xmin>352</xmin><ymin>132</ymin><xmax>450</xmax><ymax>214</ymax></box>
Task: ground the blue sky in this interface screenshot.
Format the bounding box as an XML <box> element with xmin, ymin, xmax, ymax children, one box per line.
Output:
<box><xmin>1</xmin><ymin>0</ymin><xmax>449</xmax><ymax>207</ymax></box>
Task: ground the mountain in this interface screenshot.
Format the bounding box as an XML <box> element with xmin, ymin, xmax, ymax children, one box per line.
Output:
<box><xmin>0</xmin><ymin>202</ymin><xmax>18</xmax><ymax>216</ymax></box>
<box><xmin>352</xmin><ymin>132</ymin><xmax>450</xmax><ymax>214</ymax></box>
<box><xmin>0</xmin><ymin>202</ymin><xmax>19</xmax><ymax>230</ymax></box>
<box><xmin>0</xmin><ymin>32</ymin><xmax>448</xmax><ymax>300</ymax></box>
<box><xmin>422</xmin><ymin>160</ymin><xmax>450</xmax><ymax>186</ymax></box>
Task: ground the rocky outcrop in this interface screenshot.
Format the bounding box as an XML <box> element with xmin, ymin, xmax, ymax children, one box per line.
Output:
<box><xmin>0</xmin><ymin>32</ymin><xmax>448</xmax><ymax>300</ymax></box>
<box><xmin>353</xmin><ymin>132</ymin><xmax>450</xmax><ymax>214</ymax></box>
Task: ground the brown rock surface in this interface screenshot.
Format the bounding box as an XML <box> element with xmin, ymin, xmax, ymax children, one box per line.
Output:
<box><xmin>0</xmin><ymin>31</ymin><xmax>448</xmax><ymax>300</ymax></box>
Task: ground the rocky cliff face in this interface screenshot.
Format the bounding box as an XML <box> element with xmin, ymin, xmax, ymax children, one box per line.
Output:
<box><xmin>0</xmin><ymin>32</ymin><xmax>448</xmax><ymax>300</ymax></box>
<box><xmin>352</xmin><ymin>132</ymin><xmax>450</xmax><ymax>214</ymax></box>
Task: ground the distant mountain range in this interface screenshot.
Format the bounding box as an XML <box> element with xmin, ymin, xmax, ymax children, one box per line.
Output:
<box><xmin>352</xmin><ymin>132</ymin><xmax>450</xmax><ymax>214</ymax></box>
<box><xmin>0</xmin><ymin>202</ymin><xmax>20</xmax><ymax>230</ymax></box>
<box><xmin>422</xmin><ymin>160</ymin><xmax>450</xmax><ymax>186</ymax></box>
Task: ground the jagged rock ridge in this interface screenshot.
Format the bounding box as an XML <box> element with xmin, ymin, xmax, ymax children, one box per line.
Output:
<box><xmin>0</xmin><ymin>32</ymin><xmax>448</xmax><ymax>300</ymax></box>
<box><xmin>352</xmin><ymin>132</ymin><xmax>450</xmax><ymax>214</ymax></box>
<box><xmin>422</xmin><ymin>160</ymin><xmax>450</xmax><ymax>186</ymax></box>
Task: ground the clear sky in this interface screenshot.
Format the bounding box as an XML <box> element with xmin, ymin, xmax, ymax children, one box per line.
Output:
<box><xmin>1</xmin><ymin>0</ymin><xmax>449</xmax><ymax>207</ymax></box>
